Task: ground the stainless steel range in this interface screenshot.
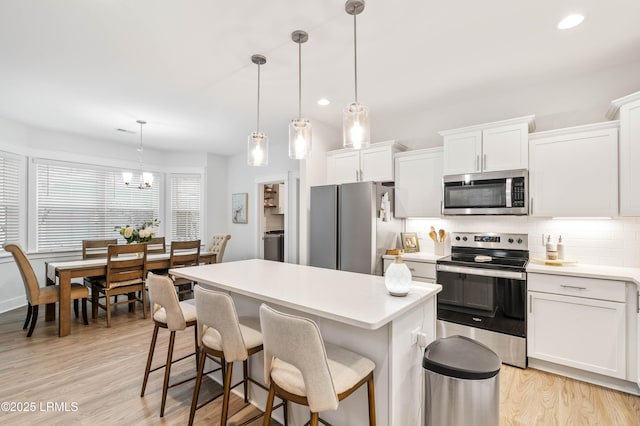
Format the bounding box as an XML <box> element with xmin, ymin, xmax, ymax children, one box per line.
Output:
<box><xmin>436</xmin><ymin>232</ymin><xmax>528</xmax><ymax>368</ymax></box>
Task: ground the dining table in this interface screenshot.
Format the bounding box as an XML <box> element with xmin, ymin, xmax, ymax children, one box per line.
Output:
<box><xmin>45</xmin><ymin>252</ymin><xmax>216</xmax><ymax>337</ymax></box>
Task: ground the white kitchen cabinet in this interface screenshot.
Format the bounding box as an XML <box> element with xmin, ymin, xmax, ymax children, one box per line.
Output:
<box><xmin>276</xmin><ymin>183</ymin><xmax>286</xmax><ymax>214</ymax></box>
<box><xmin>326</xmin><ymin>141</ymin><xmax>406</xmax><ymax>184</ymax></box>
<box><xmin>607</xmin><ymin>91</ymin><xmax>640</xmax><ymax>216</ymax></box>
<box><xmin>394</xmin><ymin>148</ymin><xmax>443</xmax><ymax>218</ymax></box>
<box><xmin>529</xmin><ymin>122</ymin><xmax>618</xmax><ymax>217</ymax></box>
<box><xmin>527</xmin><ymin>273</ymin><xmax>626</xmax><ymax>379</ymax></box>
<box><xmin>440</xmin><ymin>116</ymin><xmax>534</xmax><ymax>175</ymax></box>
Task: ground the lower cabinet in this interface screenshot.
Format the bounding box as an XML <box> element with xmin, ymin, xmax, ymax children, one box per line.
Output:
<box><xmin>528</xmin><ymin>274</ymin><xmax>627</xmax><ymax>379</ymax></box>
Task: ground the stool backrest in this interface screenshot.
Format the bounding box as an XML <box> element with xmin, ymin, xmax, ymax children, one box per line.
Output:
<box><xmin>147</xmin><ymin>272</ymin><xmax>186</xmax><ymax>331</ymax></box>
<box><xmin>259</xmin><ymin>303</ymin><xmax>339</xmax><ymax>412</ymax></box>
<box><xmin>194</xmin><ymin>285</ymin><xmax>247</xmax><ymax>362</ymax></box>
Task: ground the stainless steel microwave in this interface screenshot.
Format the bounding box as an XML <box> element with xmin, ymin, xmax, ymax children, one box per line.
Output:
<box><xmin>442</xmin><ymin>169</ymin><xmax>528</xmax><ymax>215</ymax></box>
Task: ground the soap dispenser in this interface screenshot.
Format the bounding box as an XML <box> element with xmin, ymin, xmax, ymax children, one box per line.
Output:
<box><xmin>557</xmin><ymin>235</ymin><xmax>565</xmax><ymax>260</ymax></box>
<box><xmin>545</xmin><ymin>235</ymin><xmax>558</xmax><ymax>260</ymax></box>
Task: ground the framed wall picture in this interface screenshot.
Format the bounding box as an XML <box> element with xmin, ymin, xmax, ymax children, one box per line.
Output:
<box><xmin>232</xmin><ymin>193</ymin><xmax>248</xmax><ymax>224</ymax></box>
<box><xmin>401</xmin><ymin>232</ymin><xmax>420</xmax><ymax>253</ymax></box>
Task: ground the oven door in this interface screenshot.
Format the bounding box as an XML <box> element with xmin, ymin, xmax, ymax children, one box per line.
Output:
<box><xmin>436</xmin><ymin>264</ymin><xmax>527</xmax><ymax>337</ymax></box>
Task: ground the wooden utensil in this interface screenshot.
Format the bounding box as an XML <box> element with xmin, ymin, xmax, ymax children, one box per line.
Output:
<box><xmin>428</xmin><ymin>230</ymin><xmax>438</xmax><ymax>242</ymax></box>
<box><xmin>438</xmin><ymin>229</ymin><xmax>446</xmax><ymax>242</ymax></box>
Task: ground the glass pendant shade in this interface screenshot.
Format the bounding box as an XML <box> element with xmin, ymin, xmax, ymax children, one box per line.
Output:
<box><xmin>248</xmin><ymin>131</ymin><xmax>268</xmax><ymax>167</ymax></box>
<box><xmin>289</xmin><ymin>119</ymin><xmax>312</xmax><ymax>159</ymax></box>
<box><xmin>343</xmin><ymin>102</ymin><xmax>370</xmax><ymax>149</ymax></box>
<box><xmin>384</xmin><ymin>256</ymin><xmax>412</xmax><ymax>297</ymax></box>
<box><xmin>142</xmin><ymin>172</ymin><xmax>154</xmax><ymax>188</ymax></box>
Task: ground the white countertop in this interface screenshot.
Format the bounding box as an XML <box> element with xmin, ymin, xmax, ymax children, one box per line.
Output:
<box><xmin>382</xmin><ymin>252</ymin><xmax>443</xmax><ymax>263</ymax></box>
<box><xmin>170</xmin><ymin>259</ymin><xmax>441</xmax><ymax>330</ymax></box>
<box><xmin>527</xmin><ymin>262</ymin><xmax>640</xmax><ymax>286</ymax></box>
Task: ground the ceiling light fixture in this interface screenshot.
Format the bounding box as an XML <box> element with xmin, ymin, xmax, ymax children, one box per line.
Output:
<box><xmin>289</xmin><ymin>30</ymin><xmax>312</xmax><ymax>160</ymax></box>
<box><xmin>317</xmin><ymin>98</ymin><xmax>331</xmax><ymax>106</ymax></box>
<box><xmin>248</xmin><ymin>54</ymin><xmax>268</xmax><ymax>167</ymax></box>
<box><xmin>122</xmin><ymin>120</ymin><xmax>153</xmax><ymax>189</ymax></box>
<box><xmin>343</xmin><ymin>0</ymin><xmax>370</xmax><ymax>150</ymax></box>
<box><xmin>557</xmin><ymin>14</ymin><xmax>584</xmax><ymax>30</ymax></box>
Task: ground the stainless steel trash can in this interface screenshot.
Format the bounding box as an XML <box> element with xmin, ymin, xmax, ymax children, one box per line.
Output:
<box><xmin>422</xmin><ymin>335</ymin><xmax>501</xmax><ymax>426</ymax></box>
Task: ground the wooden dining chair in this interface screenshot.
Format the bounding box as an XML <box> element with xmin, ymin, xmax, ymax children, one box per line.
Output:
<box><xmin>4</xmin><ymin>243</ymin><xmax>89</xmax><ymax>337</ymax></box>
<box><xmin>169</xmin><ymin>240</ymin><xmax>200</xmax><ymax>300</ymax></box>
<box><xmin>82</xmin><ymin>238</ymin><xmax>118</xmax><ymax>299</ymax></box>
<box><xmin>146</xmin><ymin>236</ymin><xmax>166</xmax><ymax>254</ymax></box>
<box><xmin>91</xmin><ymin>243</ymin><xmax>148</xmax><ymax>327</ymax></box>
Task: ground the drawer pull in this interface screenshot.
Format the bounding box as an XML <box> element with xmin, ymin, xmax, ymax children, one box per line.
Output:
<box><xmin>560</xmin><ymin>284</ymin><xmax>587</xmax><ymax>290</ymax></box>
<box><xmin>409</xmin><ymin>268</ymin><xmax>416</xmax><ymax>272</ymax></box>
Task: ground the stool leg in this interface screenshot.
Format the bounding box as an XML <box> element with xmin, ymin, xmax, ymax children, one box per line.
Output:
<box><xmin>243</xmin><ymin>359</ymin><xmax>249</xmax><ymax>403</ymax></box>
<box><xmin>193</xmin><ymin>326</ymin><xmax>199</xmax><ymax>366</ymax></box>
<box><xmin>188</xmin><ymin>347</ymin><xmax>207</xmax><ymax>426</ymax></box>
<box><xmin>91</xmin><ymin>285</ymin><xmax>99</xmax><ymax>319</ymax></box>
<box><xmin>160</xmin><ymin>330</ymin><xmax>176</xmax><ymax>417</ymax></box>
<box><xmin>262</xmin><ymin>383</ymin><xmax>276</xmax><ymax>426</ymax></box>
<box><xmin>73</xmin><ymin>299</ymin><xmax>79</xmax><ymax>318</ymax></box>
<box><xmin>23</xmin><ymin>303</ymin><xmax>32</xmax><ymax>330</ymax></box>
<box><xmin>221</xmin><ymin>361</ymin><xmax>233</xmax><ymax>425</ymax></box>
<box><xmin>105</xmin><ymin>290</ymin><xmax>112</xmax><ymax>328</ymax></box>
<box><xmin>140</xmin><ymin>323</ymin><xmax>160</xmax><ymax>397</ymax></box>
<box><xmin>283</xmin><ymin>400</ymin><xmax>288</xmax><ymax>426</ymax></box>
<box><xmin>310</xmin><ymin>412</ymin><xmax>319</xmax><ymax>426</ymax></box>
<box><xmin>367</xmin><ymin>373</ymin><xmax>376</xmax><ymax>426</ymax></box>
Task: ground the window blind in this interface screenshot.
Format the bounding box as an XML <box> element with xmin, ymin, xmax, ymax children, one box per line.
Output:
<box><xmin>35</xmin><ymin>160</ymin><xmax>160</xmax><ymax>251</ymax></box>
<box><xmin>170</xmin><ymin>174</ymin><xmax>201</xmax><ymax>241</ymax></box>
<box><xmin>0</xmin><ymin>151</ymin><xmax>21</xmax><ymax>253</ymax></box>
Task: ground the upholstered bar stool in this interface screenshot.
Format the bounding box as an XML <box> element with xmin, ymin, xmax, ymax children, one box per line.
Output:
<box><xmin>259</xmin><ymin>304</ymin><xmax>377</xmax><ymax>426</ymax></box>
<box><xmin>141</xmin><ymin>272</ymin><xmax>207</xmax><ymax>417</ymax></box>
<box><xmin>189</xmin><ymin>285</ymin><xmax>278</xmax><ymax>426</ymax></box>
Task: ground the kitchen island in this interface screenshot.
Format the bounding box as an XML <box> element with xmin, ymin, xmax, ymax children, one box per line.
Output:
<box><xmin>170</xmin><ymin>259</ymin><xmax>441</xmax><ymax>426</ymax></box>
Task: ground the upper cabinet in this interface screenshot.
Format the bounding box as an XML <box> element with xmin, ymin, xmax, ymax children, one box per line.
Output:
<box><xmin>607</xmin><ymin>91</ymin><xmax>640</xmax><ymax>216</ymax></box>
<box><xmin>440</xmin><ymin>116</ymin><xmax>535</xmax><ymax>175</ymax></box>
<box><xmin>326</xmin><ymin>141</ymin><xmax>406</xmax><ymax>184</ymax></box>
<box><xmin>529</xmin><ymin>122</ymin><xmax>618</xmax><ymax>217</ymax></box>
<box><xmin>394</xmin><ymin>148</ymin><xmax>443</xmax><ymax>218</ymax></box>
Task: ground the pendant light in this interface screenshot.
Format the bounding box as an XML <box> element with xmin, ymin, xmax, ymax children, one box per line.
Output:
<box><xmin>343</xmin><ymin>0</ymin><xmax>370</xmax><ymax>149</ymax></box>
<box><xmin>122</xmin><ymin>120</ymin><xmax>153</xmax><ymax>189</ymax></box>
<box><xmin>248</xmin><ymin>54</ymin><xmax>268</xmax><ymax>167</ymax></box>
<box><xmin>289</xmin><ymin>30</ymin><xmax>312</xmax><ymax>160</ymax></box>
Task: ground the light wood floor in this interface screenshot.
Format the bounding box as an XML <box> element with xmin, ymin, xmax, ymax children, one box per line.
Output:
<box><xmin>0</xmin><ymin>304</ymin><xmax>639</xmax><ymax>425</ymax></box>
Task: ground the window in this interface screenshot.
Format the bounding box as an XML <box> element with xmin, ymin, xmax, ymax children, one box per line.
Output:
<box><xmin>0</xmin><ymin>151</ymin><xmax>21</xmax><ymax>253</ymax></box>
<box><xmin>170</xmin><ymin>174</ymin><xmax>202</xmax><ymax>241</ymax></box>
<box><xmin>34</xmin><ymin>159</ymin><xmax>160</xmax><ymax>251</ymax></box>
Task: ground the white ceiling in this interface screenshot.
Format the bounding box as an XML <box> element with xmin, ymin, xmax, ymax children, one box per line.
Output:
<box><xmin>0</xmin><ymin>0</ymin><xmax>638</xmax><ymax>155</ymax></box>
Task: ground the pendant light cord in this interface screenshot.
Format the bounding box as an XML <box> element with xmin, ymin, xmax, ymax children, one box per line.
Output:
<box><xmin>298</xmin><ymin>40</ymin><xmax>302</xmax><ymax>120</ymax></box>
<box><xmin>353</xmin><ymin>12</ymin><xmax>358</xmax><ymax>103</ymax></box>
<box><xmin>138</xmin><ymin>121</ymin><xmax>144</xmax><ymax>171</ymax></box>
<box><xmin>256</xmin><ymin>63</ymin><xmax>261</xmax><ymax>132</ymax></box>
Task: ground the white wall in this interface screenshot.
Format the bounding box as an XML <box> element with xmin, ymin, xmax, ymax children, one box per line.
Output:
<box><xmin>371</xmin><ymin>60</ymin><xmax>640</xmax><ymax>149</ymax></box>
<box><xmin>224</xmin><ymin>136</ymin><xmax>300</xmax><ymax>262</ymax></box>
<box><xmin>205</xmin><ymin>153</ymin><xmax>229</xmax><ymax>248</ymax></box>
<box><xmin>407</xmin><ymin>216</ymin><xmax>640</xmax><ymax>268</ymax></box>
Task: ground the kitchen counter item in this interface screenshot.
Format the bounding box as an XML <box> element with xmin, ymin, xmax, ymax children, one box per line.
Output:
<box><xmin>531</xmin><ymin>257</ymin><xmax>576</xmax><ymax>266</ymax></box>
<box><xmin>423</xmin><ymin>335</ymin><xmax>501</xmax><ymax>426</ymax></box>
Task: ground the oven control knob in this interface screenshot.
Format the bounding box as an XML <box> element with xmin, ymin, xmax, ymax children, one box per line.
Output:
<box><xmin>517</xmin><ymin>238</ymin><xmax>523</xmax><ymax>244</ymax></box>
<box><xmin>455</xmin><ymin>236</ymin><xmax>461</xmax><ymax>241</ymax></box>
<box><xmin>462</xmin><ymin>236</ymin><xmax>467</xmax><ymax>242</ymax></box>
<box><xmin>508</xmin><ymin>238</ymin><xmax>514</xmax><ymax>244</ymax></box>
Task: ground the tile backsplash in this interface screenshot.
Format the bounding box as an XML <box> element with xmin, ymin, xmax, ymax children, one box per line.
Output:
<box><xmin>406</xmin><ymin>216</ymin><xmax>640</xmax><ymax>268</ymax></box>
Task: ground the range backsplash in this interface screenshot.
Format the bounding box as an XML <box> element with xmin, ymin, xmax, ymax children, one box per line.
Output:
<box><xmin>406</xmin><ymin>216</ymin><xmax>640</xmax><ymax>268</ymax></box>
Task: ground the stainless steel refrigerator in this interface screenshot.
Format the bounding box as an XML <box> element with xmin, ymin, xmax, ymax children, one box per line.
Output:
<box><xmin>309</xmin><ymin>181</ymin><xmax>401</xmax><ymax>275</ymax></box>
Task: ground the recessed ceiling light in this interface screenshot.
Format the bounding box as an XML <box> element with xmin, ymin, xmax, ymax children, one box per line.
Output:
<box><xmin>557</xmin><ymin>14</ymin><xmax>584</xmax><ymax>30</ymax></box>
<box><xmin>317</xmin><ymin>98</ymin><xmax>330</xmax><ymax>106</ymax></box>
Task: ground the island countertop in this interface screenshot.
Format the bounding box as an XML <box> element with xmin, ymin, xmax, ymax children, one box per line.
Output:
<box><xmin>170</xmin><ymin>258</ymin><xmax>441</xmax><ymax>330</ymax></box>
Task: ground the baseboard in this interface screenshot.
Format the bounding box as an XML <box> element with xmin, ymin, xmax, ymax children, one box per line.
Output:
<box><xmin>0</xmin><ymin>296</ymin><xmax>25</xmax><ymax>314</ymax></box>
<box><xmin>528</xmin><ymin>358</ymin><xmax>640</xmax><ymax>396</ymax></box>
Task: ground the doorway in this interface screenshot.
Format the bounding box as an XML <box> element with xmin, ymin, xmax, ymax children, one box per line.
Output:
<box><xmin>261</xmin><ymin>181</ymin><xmax>285</xmax><ymax>262</ymax></box>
